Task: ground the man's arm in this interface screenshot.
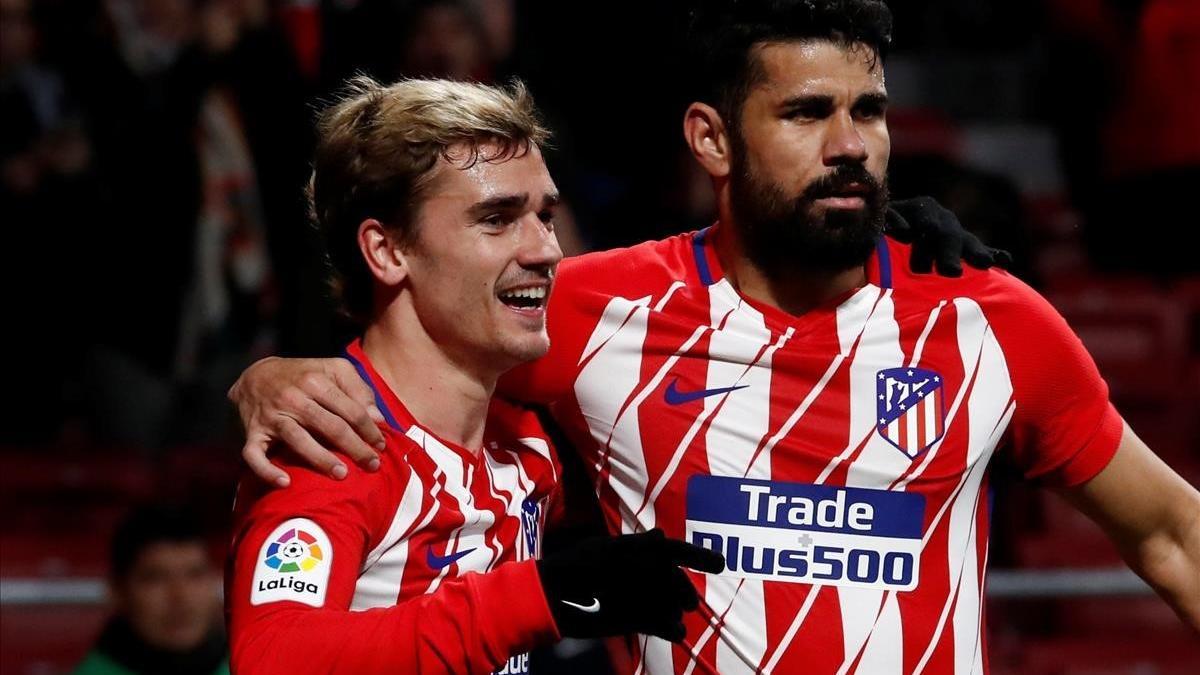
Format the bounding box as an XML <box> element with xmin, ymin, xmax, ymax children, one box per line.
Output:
<box><xmin>1057</xmin><ymin>423</ymin><xmax>1200</xmax><ymax>631</ymax></box>
<box><xmin>227</xmin><ymin>479</ymin><xmax>559</xmax><ymax>674</ymax></box>
<box><xmin>228</xmin><ymin>356</ymin><xmax>386</xmax><ymax>485</ymax></box>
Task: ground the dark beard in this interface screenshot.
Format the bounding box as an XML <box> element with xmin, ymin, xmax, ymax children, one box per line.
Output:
<box><xmin>729</xmin><ymin>154</ymin><xmax>888</xmax><ymax>280</ymax></box>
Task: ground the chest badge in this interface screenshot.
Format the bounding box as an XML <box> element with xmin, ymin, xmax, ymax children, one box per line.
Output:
<box><xmin>521</xmin><ymin>497</ymin><xmax>542</xmax><ymax>559</ymax></box>
<box><xmin>876</xmin><ymin>367</ymin><xmax>946</xmax><ymax>459</ymax></box>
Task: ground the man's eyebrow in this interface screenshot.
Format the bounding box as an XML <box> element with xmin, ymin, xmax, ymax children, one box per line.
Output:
<box><xmin>779</xmin><ymin>94</ymin><xmax>835</xmax><ymax>110</ymax></box>
<box><xmin>540</xmin><ymin>192</ymin><xmax>562</xmax><ymax>209</ymax></box>
<box><xmin>468</xmin><ymin>193</ymin><xmax>530</xmax><ymax>215</ymax></box>
<box><xmin>855</xmin><ymin>92</ymin><xmax>890</xmax><ymax>108</ymax></box>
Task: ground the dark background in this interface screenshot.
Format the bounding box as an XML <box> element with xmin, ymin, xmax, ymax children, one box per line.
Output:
<box><xmin>2</xmin><ymin>1</ymin><xmax>1198</xmax><ymax>673</ymax></box>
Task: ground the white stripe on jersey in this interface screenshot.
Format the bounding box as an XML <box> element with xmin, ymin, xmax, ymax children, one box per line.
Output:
<box><xmin>580</xmin><ymin>294</ymin><xmax>653</xmax><ymax>365</ymax></box>
<box><xmin>909</xmin><ymin>301</ymin><xmax>947</xmax><ymax>367</ymax></box>
<box><xmin>763</xmin><ymin>288</ymin><xmax>890</xmax><ymax>671</ymax></box>
<box><xmin>480</xmin><ymin>454</ymin><xmax>515</xmax><ymax>568</ymax></box>
<box><xmin>350</xmin><ymin>471</ymin><xmax>426</xmax><ymax>610</ymax></box>
<box><xmin>837</xmin><ymin>290</ymin><xmax>909</xmax><ymax>675</ymax></box>
<box><xmin>575</xmin><ymin>296</ymin><xmax>658</xmax><ymax>533</ymax></box>
<box><xmin>704</xmin><ymin>281</ymin><xmax>790</xmax><ymax>674</ymax></box>
<box><xmin>949</xmin><ymin>301</ymin><xmax>1014</xmax><ymax>675</ymax></box>
<box><xmin>625</xmin><ymin>324</ymin><xmax>710</xmax><ymax>525</ymax></box>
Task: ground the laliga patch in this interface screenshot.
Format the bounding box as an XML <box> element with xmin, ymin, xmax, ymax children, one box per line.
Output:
<box><xmin>686</xmin><ymin>476</ymin><xmax>925</xmax><ymax>591</ymax></box>
<box><xmin>250</xmin><ymin>518</ymin><xmax>332</xmax><ymax>607</ymax></box>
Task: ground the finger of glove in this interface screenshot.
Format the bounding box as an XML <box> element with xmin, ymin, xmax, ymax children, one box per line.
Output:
<box><xmin>959</xmin><ymin>232</ymin><xmax>997</xmax><ymax>270</ymax></box>
<box><xmin>907</xmin><ymin>233</ymin><xmax>936</xmax><ymax>274</ymax></box>
<box><xmin>932</xmin><ymin>230</ymin><xmax>965</xmax><ymax>278</ymax></box>
<box><xmin>665</xmin><ymin>567</ymin><xmax>701</xmax><ymax>611</ymax></box>
<box><xmin>657</xmin><ymin>537</ymin><xmax>726</xmax><ymax>574</ymax></box>
<box><xmin>990</xmin><ymin>247</ymin><xmax>1013</xmax><ymax>269</ymax></box>
<box><xmin>637</xmin><ymin>608</ymin><xmax>688</xmax><ymax>643</ymax></box>
<box><xmin>883</xmin><ymin>205</ymin><xmax>914</xmax><ymax>242</ymax></box>
<box><xmin>652</xmin><ymin>621</ymin><xmax>688</xmax><ymax>643</ymax></box>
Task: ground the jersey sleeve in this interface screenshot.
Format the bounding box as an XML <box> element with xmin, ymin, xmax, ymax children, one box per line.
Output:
<box><xmin>226</xmin><ymin>450</ymin><xmax>558</xmax><ymax>674</ymax></box>
<box><xmin>989</xmin><ymin>275</ymin><xmax>1125</xmax><ymax>487</ymax></box>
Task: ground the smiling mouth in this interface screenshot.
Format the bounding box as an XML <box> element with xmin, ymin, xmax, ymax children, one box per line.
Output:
<box><xmin>498</xmin><ymin>285</ymin><xmax>548</xmax><ymax>311</ymax></box>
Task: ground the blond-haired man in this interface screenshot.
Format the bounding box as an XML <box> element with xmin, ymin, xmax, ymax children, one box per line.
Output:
<box><xmin>225</xmin><ymin>76</ymin><xmax>722</xmax><ymax>675</ymax></box>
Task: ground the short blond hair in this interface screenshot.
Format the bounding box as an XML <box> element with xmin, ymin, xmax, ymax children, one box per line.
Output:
<box><xmin>309</xmin><ymin>76</ymin><xmax>551</xmax><ymax>323</ymax></box>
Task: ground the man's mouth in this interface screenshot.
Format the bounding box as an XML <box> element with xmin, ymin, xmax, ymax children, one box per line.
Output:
<box><xmin>497</xmin><ymin>284</ymin><xmax>549</xmax><ymax>312</ymax></box>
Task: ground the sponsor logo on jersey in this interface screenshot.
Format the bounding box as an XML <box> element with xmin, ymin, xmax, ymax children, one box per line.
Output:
<box><xmin>685</xmin><ymin>476</ymin><xmax>925</xmax><ymax>591</ymax></box>
<box><xmin>521</xmin><ymin>497</ymin><xmax>541</xmax><ymax>559</ymax></box>
<box><xmin>426</xmin><ymin>546</ymin><xmax>475</xmax><ymax>570</ymax></box>
<box><xmin>663</xmin><ymin>378</ymin><xmax>748</xmax><ymax>405</ymax></box>
<box><xmin>494</xmin><ymin>652</ymin><xmax>530</xmax><ymax>674</ymax></box>
<box><xmin>876</xmin><ymin>367</ymin><xmax>946</xmax><ymax>458</ymax></box>
<box><xmin>251</xmin><ymin>518</ymin><xmax>331</xmax><ymax>607</ymax></box>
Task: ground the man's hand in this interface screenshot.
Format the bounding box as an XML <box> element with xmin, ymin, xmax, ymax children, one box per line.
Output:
<box><xmin>885</xmin><ymin>196</ymin><xmax>1013</xmax><ymax>277</ymax></box>
<box><xmin>536</xmin><ymin>529</ymin><xmax>726</xmax><ymax>642</ymax></box>
<box><xmin>228</xmin><ymin>357</ymin><xmax>386</xmax><ymax>487</ymax></box>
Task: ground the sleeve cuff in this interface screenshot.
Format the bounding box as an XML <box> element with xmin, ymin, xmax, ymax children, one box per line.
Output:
<box><xmin>467</xmin><ymin>559</ymin><xmax>561</xmax><ymax>656</ymax></box>
<box><xmin>1039</xmin><ymin>402</ymin><xmax>1125</xmax><ymax>487</ymax></box>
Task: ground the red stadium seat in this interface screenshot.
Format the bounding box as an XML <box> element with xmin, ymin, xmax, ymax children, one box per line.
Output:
<box><xmin>0</xmin><ymin>606</ymin><xmax>108</xmax><ymax>675</ymax></box>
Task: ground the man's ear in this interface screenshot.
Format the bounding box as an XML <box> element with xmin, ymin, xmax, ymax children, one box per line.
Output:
<box><xmin>358</xmin><ymin>218</ymin><xmax>409</xmax><ymax>287</ymax></box>
<box><xmin>683</xmin><ymin>102</ymin><xmax>733</xmax><ymax>179</ymax></box>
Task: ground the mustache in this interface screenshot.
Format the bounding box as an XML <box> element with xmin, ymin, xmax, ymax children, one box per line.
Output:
<box><xmin>497</xmin><ymin>267</ymin><xmax>554</xmax><ymax>289</ymax></box>
<box><xmin>802</xmin><ymin>164</ymin><xmax>883</xmax><ymax>201</ymax></box>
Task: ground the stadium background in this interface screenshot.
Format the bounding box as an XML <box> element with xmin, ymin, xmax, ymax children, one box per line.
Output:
<box><xmin>1</xmin><ymin>0</ymin><xmax>1197</xmax><ymax>672</ymax></box>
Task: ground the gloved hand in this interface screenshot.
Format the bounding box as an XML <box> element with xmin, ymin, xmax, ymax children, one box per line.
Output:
<box><xmin>885</xmin><ymin>197</ymin><xmax>1013</xmax><ymax>277</ymax></box>
<box><xmin>536</xmin><ymin>529</ymin><xmax>725</xmax><ymax>642</ymax></box>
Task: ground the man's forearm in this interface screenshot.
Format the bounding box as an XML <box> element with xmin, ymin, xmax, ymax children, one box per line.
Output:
<box><xmin>1125</xmin><ymin>497</ymin><xmax>1200</xmax><ymax>632</ymax></box>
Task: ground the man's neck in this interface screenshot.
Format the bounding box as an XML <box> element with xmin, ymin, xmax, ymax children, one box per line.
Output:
<box><xmin>361</xmin><ymin>313</ymin><xmax>496</xmax><ymax>453</ymax></box>
<box><xmin>712</xmin><ymin>219</ymin><xmax>868</xmax><ymax>317</ymax></box>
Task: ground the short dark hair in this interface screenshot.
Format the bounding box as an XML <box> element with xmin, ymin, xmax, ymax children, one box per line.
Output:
<box><xmin>689</xmin><ymin>0</ymin><xmax>894</xmax><ymax>124</ymax></box>
<box><xmin>110</xmin><ymin>506</ymin><xmax>207</xmax><ymax>582</ymax></box>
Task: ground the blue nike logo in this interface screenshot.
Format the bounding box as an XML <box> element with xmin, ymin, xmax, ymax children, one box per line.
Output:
<box><xmin>664</xmin><ymin>378</ymin><xmax>748</xmax><ymax>405</ymax></box>
<box><xmin>426</xmin><ymin>546</ymin><xmax>476</xmax><ymax>570</ymax></box>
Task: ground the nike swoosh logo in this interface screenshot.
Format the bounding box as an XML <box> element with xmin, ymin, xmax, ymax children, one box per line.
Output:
<box><xmin>560</xmin><ymin>597</ymin><xmax>601</xmax><ymax>614</ymax></box>
<box><xmin>664</xmin><ymin>378</ymin><xmax>748</xmax><ymax>405</ymax></box>
<box><xmin>426</xmin><ymin>546</ymin><xmax>476</xmax><ymax>570</ymax></box>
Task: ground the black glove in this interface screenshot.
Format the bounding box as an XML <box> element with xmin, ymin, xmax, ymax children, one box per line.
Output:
<box><xmin>536</xmin><ymin>529</ymin><xmax>725</xmax><ymax>642</ymax></box>
<box><xmin>885</xmin><ymin>197</ymin><xmax>1013</xmax><ymax>277</ymax></box>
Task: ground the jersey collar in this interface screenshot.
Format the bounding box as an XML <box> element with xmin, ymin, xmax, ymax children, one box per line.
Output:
<box><xmin>691</xmin><ymin>223</ymin><xmax>893</xmax><ymax>290</ymax></box>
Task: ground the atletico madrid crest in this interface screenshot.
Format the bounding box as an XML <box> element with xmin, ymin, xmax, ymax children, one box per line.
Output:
<box><xmin>876</xmin><ymin>367</ymin><xmax>946</xmax><ymax>459</ymax></box>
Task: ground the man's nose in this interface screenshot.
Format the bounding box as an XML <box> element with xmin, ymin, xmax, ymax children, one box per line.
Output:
<box><xmin>517</xmin><ymin>215</ymin><xmax>563</xmax><ymax>269</ymax></box>
<box><xmin>823</xmin><ymin>112</ymin><xmax>869</xmax><ymax>166</ymax></box>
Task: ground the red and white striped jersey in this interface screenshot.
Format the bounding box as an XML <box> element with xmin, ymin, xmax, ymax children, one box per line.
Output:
<box><xmin>227</xmin><ymin>339</ymin><xmax>561</xmax><ymax>675</ymax></box>
<box><xmin>501</xmin><ymin>227</ymin><xmax>1123</xmax><ymax>675</ymax></box>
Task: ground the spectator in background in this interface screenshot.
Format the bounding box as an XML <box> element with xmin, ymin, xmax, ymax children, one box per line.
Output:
<box><xmin>74</xmin><ymin>506</ymin><xmax>228</xmax><ymax>675</ymax></box>
<box><xmin>1</xmin><ymin>0</ymin><xmax>100</xmax><ymax>444</ymax></box>
<box><xmin>1045</xmin><ymin>0</ymin><xmax>1200</xmax><ymax>277</ymax></box>
<box><xmin>45</xmin><ymin>0</ymin><xmax>290</xmax><ymax>447</ymax></box>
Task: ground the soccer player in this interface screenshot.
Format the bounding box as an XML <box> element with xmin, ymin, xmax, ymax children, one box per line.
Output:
<box><xmin>225</xmin><ymin>76</ymin><xmax>723</xmax><ymax>675</ymax></box>
<box><xmin>230</xmin><ymin>2</ymin><xmax>1200</xmax><ymax>674</ymax></box>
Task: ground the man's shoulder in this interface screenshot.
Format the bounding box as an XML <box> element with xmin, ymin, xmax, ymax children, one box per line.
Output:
<box><xmin>557</xmin><ymin>230</ymin><xmax>701</xmax><ymax>294</ymax></box>
<box><xmin>234</xmin><ymin>426</ymin><xmax>416</xmax><ymax>517</ymax></box>
<box><xmin>883</xmin><ymin>236</ymin><xmax>1049</xmax><ymax>320</ymax></box>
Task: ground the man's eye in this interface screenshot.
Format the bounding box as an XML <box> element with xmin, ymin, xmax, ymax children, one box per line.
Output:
<box><xmin>855</xmin><ymin>105</ymin><xmax>886</xmax><ymax>120</ymax></box>
<box><xmin>537</xmin><ymin>210</ymin><xmax>556</xmax><ymax>229</ymax></box>
<box><xmin>483</xmin><ymin>214</ymin><xmax>511</xmax><ymax>228</ymax></box>
<box><xmin>783</xmin><ymin>105</ymin><xmax>831</xmax><ymax>120</ymax></box>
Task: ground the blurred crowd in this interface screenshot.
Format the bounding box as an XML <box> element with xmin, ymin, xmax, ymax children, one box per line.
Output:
<box><xmin>1</xmin><ymin>2</ymin><xmax>1197</xmax><ymax>674</ymax></box>
<box><xmin>3</xmin><ymin>0</ymin><xmax>1197</xmax><ymax>451</ymax></box>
